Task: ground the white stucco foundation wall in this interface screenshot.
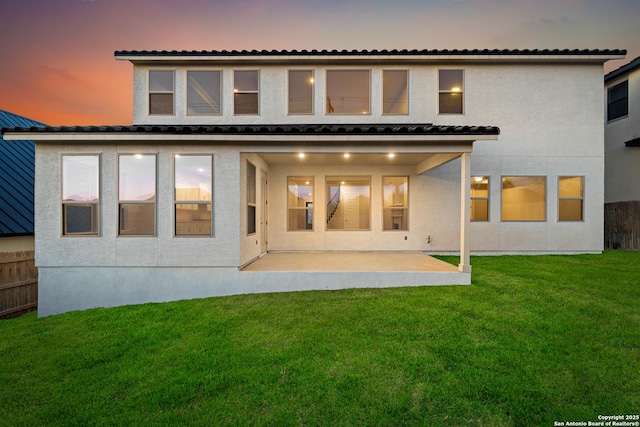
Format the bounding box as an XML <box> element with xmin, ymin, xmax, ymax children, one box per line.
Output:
<box><xmin>37</xmin><ymin>266</ymin><xmax>470</xmax><ymax>317</ymax></box>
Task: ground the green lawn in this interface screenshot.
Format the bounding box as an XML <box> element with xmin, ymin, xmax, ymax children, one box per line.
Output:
<box><xmin>1</xmin><ymin>251</ymin><xmax>639</xmax><ymax>426</ymax></box>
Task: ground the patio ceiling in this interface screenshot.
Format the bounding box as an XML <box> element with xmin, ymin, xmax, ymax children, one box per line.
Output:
<box><xmin>258</xmin><ymin>152</ymin><xmax>438</xmax><ymax>166</ymax></box>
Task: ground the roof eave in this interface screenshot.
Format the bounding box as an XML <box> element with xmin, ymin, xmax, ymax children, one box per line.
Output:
<box><xmin>116</xmin><ymin>53</ymin><xmax>626</xmax><ymax>65</ymax></box>
<box><xmin>2</xmin><ymin>132</ymin><xmax>499</xmax><ymax>144</ymax></box>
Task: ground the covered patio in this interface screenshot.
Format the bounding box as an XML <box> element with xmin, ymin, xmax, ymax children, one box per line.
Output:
<box><xmin>241</xmin><ymin>251</ymin><xmax>458</xmax><ymax>272</ymax></box>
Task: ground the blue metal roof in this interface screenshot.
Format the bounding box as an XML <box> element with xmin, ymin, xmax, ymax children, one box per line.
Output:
<box><xmin>0</xmin><ymin>109</ymin><xmax>45</xmax><ymax>236</ymax></box>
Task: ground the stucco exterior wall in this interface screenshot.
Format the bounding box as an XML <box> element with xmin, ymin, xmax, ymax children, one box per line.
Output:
<box><xmin>35</xmin><ymin>144</ymin><xmax>241</xmax><ymax>268</ymax></box>
<box><xmin>605</xmin><ymin>67</ymin><xmax>640</xmax><ymax>203</ymax></box>
<box><xmin>268</xmin><ymin>161</ymin><xmax>460</xmax><ymax>253</ymax></box>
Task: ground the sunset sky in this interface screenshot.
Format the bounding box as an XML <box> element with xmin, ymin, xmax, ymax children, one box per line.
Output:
<box><xmin>1</xmin><ymin>0</ymin><xmax>639</xmax><ymax>126</ymax></box>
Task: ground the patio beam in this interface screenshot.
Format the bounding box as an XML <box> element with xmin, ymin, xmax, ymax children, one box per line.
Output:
<box><xmin>415</xmin><ymin>153</ymin><xmax>461</xmax><ymax>175</ymax></box>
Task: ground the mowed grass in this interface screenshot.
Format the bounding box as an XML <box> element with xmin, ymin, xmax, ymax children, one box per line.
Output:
<box><xmin>1</xmin><ymin>251</ymin><xmax>638</xmax><ymax>426</ymax></box>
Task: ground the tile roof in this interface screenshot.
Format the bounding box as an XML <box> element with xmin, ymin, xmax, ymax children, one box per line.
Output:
<box><xmin>0</xmin><ymin>110</ymin><xmax>45</xmax><ymax>236</ymax></box>
<box><xmin>115</xmin><ymin>48</ymin><xmax>626</xmax><ymax>57</ymax></box>
<box><xmin>605</xmin><ymin>56</ymin><xmax>640</xmax><ymax>83</ymax></box>
<box><xmin>2</xmin><ymin>124</ymin><xmax>500</xmax><ymax>136</ymax></box>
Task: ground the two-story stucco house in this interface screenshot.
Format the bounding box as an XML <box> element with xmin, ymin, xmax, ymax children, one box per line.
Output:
<box><xmin>1</xmin><ymin>48</ymin><xmax>625</xmax><ymax>316</ymax></box>
<box><xmin>604</xmin><ymin>56</ymin><xmax>640</xmax><ymax>249</ymax></box>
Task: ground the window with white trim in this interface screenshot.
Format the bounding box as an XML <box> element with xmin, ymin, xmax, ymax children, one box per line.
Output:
<box><xmin>187</xmin><ymin>71</ymin><xmax>221</xmax><ymax>115</ymax></box>
<box><xmin>501</xmin><ymin>176</ymin><xmax>546</xmax><ymax>221</ymax></box>
<box><xmin>288</xmin><ymin>70</ymin><xmax>314</xmax><ymax>114</ymax></box>
<box><xmin>382</xmin><ymin>176</ymin><xmax>408</xmax><ymax>230</ymax></box>
<box><xmin>383</xmin><ymin>70</ymin><xmax>408</xmax><ymax>114</ymax></box>
<box><xmin>62</xmin><ymin>155</ymin><xmax>100</xmax><ymax>235</ymax></box>
<box><xmin>149</xmin><ymin>70</ymin><xmax>174</xmax><ymax>115</ymax></box>
<box><xmin>234</xmin><ymin>70</ymin><xmax>259</xmax><ymax>115</ymax></box>
<box><xmin>471</xmin><ymin>176</ymin><xmax>489</xmax><ymax>221</ymax></box>
<box><xmin>119</xmin><ymin>154</ymin><xmax>156</xmax><ymax>236</ymax></box>
<box><xmin>326</xmin><ymin>70</ymin><xmax>370</xmax><ymax>115</ymax></box>
<box><xmin>326</xmin><ymin>176</ymin><xmax>371</xmax><ymax>230</ymax></box>
<box><xmin>288</xmin><ymin>177</ymin><xmax>313</xmax><ymax>231</ymax></box>
<box><xmin>438</xmin><ymin>69</ymin><xmax>464</xmax><ymax>114</ymax></box>
<box><xmin>175</xmin><ymin>155</ymin><xmax>213</xmax><ymax>236</ymax></box>
<box><xmin>247</xmin><ymin>162</ymin><xmax>257</xmax><ymax>234</ymax></box>
<box><xmin>558</xmin><ymin>176</ymin><xmax>584</xmax><ymax>221</ymax></box>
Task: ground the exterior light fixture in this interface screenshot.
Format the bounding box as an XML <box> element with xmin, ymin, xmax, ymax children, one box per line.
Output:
<box><xmin>135</xmin><ymin>154</ymin><xmax>143</xmax><ymax>159</ymax></box>
<box><xmin>297</xmin><ymin>153</ymin><xmax>305</xmax><ymax>159</ymax></box>
<box><xmin>343</xmin><ymin>153</ymin><xmax>351</xmax><ymax>158</ymax></box>
<box><xmin>388</xmin><ymin>153</ymin><xmax>396</xmax><ymax>159</ymax></box>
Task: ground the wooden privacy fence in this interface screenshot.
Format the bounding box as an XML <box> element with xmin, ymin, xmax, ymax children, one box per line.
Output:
<box><xmin>0</xmin><ymin>250</ymin><xmax>38</xmax><ymax>318</ymax></box>
<box><xmin>605</xmin><ymin>201</ymin><xmax>640</xmax><ymax>250</ymax></box>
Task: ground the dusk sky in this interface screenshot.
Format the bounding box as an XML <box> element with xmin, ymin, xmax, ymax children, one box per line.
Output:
<box><xmin>1</xmin><ymin>0</ymin><xmax>639</xmax><ymax>125</ymax></box>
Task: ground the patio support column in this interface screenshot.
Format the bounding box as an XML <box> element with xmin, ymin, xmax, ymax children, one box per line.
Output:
<box><xmin>459</xmin><ymin>152</ymin><xmax>471</xmax><ymax>273</ymax></box>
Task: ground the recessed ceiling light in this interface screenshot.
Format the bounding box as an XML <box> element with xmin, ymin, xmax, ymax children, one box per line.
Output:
<box><xmin>473</xmin><ymin>176</ymin><xmax>484</xmax><ymax>182</ymax></box>
<box><xmin>388</xmin><ymin>153</ymin><xmax>396</xmax><ymax>159</ymax></box>
<box><xmin>298</xmin><ymin>153</ymin><xmax>305</xmax><ymax>159</ymax></box>
<box><xmin>343</xmin><ymin>153</ymin><xmax>351</xmax><ymax>158</ymax></box>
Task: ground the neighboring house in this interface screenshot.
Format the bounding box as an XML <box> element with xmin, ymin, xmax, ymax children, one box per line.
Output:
<box><xmin>604</xmin><ymin>56</ymin><xmax>640</xmax><ymax>249</ymax></box>
<box><xmin>0</xmin><ymin>109</ymin><xmax>44</xmax><ymax>252</ymax></box>
<box><xmin>2</xmin><ymin>48</ymin><xmax>625</xmax><ymax>316</ymax></box>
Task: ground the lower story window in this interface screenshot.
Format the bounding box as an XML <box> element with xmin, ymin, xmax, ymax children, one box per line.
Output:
<box><xmin>175</xmin><ymin>155</ymin><xmax>213</xmax><ymax>236</ymax></box>
<box><xmin>288</xmin><ymin>177</ymin><xmax>313</xmax><ymax>231</ymax></box>
<box><xmin>119</xmin><ymin>154</ymin><xmax>156</xmax><ymax>236</ymax></box>
<box><xmin>62</xmin><ymin>155</ymin><xmax>100</xmax><ymax>235</ymax></box>
<box><xmin>558</xmin><ymin>176</ymin><xmax>584</xmax><ymax>221</ymax></box>
<box><xmin>471</xmin><ymin>176</ymin><xmax>489</xmax><ymax>221</ymax></box>
<box><xmin>501</xmin><ymin>176</ymin><xmax>546</xmax><ymax>221</ymax></box>
<box><xmin>247</xmin><ymin>162</ymin><xmax>256</xmax><ymax>235</ymax></box>
<box><xmin>326</xmin><ymin>176</ymin><xmax>370</xmax><ymax>230</ymax></box>
<box><xmin>382</xmin><ymin>176</ymin><xmax>408</xmax><ymax>230</ymax></box>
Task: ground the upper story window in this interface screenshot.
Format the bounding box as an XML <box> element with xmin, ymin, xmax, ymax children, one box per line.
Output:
<box><xmin>288</xmin><ymin>70</ymin><xmax>314</xmax><ymax>115</ymax></box>
<box><xmin>438</xmin><ymin>70</ymin><xmax>464</xmax><ymax>114</ymax></box>
<box><xmin>382</xmin><ymin>70</ymin><xmax>408</xmax><ymax>114</ymax></box>
<box><xmin>471</xmin><ymin>176</ymin><xmax>489</xmax><ymax>221</ymax></box>
<box><xmin>149</xmin><ymin>70</ymin><xmax>174</xmax><ymax>115</ymax></box>
<box><xmin>187</xmin><ymin>71</ymin><xmax>221</xmax><ymax>115</ymax></box>
<box><xmin>62</xmin><ymin>155</ymin><xmax>100</xmax><ymax>236</ymax></box>
<box><xmin>501</xmin><ymin>176</ymin><xmax>546</xmax><ymax>221</ymax></box>
<box><xmin>607</xmin><ymin>80</ymin><xmax>628</xmax><ymax>121</ymax></box>
<box><xmin>326</xmin><ymin>70</ymin><xmax>370</xmax><ymax>115</ymax></box>
<box><xmin>119</xmin><ymin>154</ymin><xmax>156</xmax><ymax>236</ymax></box>
<box><xmin>234</xmin><ymin>70</ymin><xmax>259</xmax><ymax>115</ymax></box>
